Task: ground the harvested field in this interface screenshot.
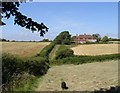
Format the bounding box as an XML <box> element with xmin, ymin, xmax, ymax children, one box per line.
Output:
<box><xmin>1</xmin><ymin>42</ymin><xmax>50</xmax><ymax>57</ymax></box>
<box><xmin>71</xmin><ymin>44</ymin><xmax>119</xmax><ymax>56</ymax></box>
<box><xmin>36</xmin><ymin>61</ymin><xmax>118</xmax><ymax>91</ymax></box>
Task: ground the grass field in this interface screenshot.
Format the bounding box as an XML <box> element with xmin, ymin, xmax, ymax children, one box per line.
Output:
<box><xmin>36</xmin><ymin>60</ymin><xmax>118</xmax><ymax>91</ymax></box>
<box><xmin>71</xmin><ymin>44</ymin><xmax>119</xmax><ymax>56</ymax></box>
<box><xmin>1</xmin><ymin>42</ymin><xmax>50</xmax><ymax>57</ymax></box>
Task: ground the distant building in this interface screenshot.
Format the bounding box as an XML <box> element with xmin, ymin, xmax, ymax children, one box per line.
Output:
<box><xmin>74</xmin><ymin>33</ymin><xmax>97</xmax><ymax>44</ymax></box>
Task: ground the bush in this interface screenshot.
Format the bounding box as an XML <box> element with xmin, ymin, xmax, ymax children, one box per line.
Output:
<box><xmin>36</xmin><ymin>42</ymin><xmax>55</xmax><ymax>59</ymax></box>
<box><xmin>86</xmin><ymin>40</ymin><xmax>90</xmax><ymax>44</ymax></box>
<box><xmin>11</xmin><ymin>40</ymin><xmax>15</xmax><ymax>42</ymax></box>
<box><xmin>2</xmin><ymin>53</ymin><xmax>49</xmax><ymax>91</ymax></box>
<box><xmin>50</xmin><ymin>54</ymin><xmax>120</xmax><ymax>65</ymax></box>
<box><xmin>55</xmin><ymin>45</ymin><xmax>74</xmax><ymax>59</ymax></box>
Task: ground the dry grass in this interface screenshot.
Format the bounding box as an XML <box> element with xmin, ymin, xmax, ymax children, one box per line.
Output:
<box><xmin>35</xmin><ymin>61</ymin><xmax>118</xmax><ymax>91</ymax></box>
<box><xmin>1</xmin><ymin>42</ymin><xmax>50</xmax><ymax>57</ymax></box>
<box><xmin>71</xmin><ymin>44</ymin><xmax>119</xmax><ymax>56</ymax></box>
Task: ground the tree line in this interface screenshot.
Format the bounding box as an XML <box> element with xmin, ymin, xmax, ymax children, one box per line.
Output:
<box><xmin>0</xmin><ymin>38</ymin><xmax>52</xmax><ymax>42</ymax></box>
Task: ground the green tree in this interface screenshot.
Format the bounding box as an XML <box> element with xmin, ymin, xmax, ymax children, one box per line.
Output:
<box><xmin>86</xmin><ymin>40</ymin><xmax>90</xmax><ymax>44</ymax></box>
<box><xmin>54</xmin><ymin>31</ymin><xmax>71</xmax><ymax>45</ymax></box>
<box><xmin>102</xmin><ymin>36</ymin><xmax>109</xmax><ymax>42</ymax></box>
<box><xmin>1</xmin><ymin>1</ymin><xmax>48</xmax><ymax>36</ymax></box>
<box><xmin>92</xmin><ymin>34</ymin><xmax>101</xmax><ymax>42</ymax></box>
<box><xmin>71</xmin><ymin>36</ymin><xmax>76</xmax><ymax>41</ymax></box>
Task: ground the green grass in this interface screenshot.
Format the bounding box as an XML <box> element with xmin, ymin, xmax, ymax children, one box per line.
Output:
<box><xmin>13</xmin><ymin>75</ymin><xmax>43</xmax><ymax>91</ymax></box>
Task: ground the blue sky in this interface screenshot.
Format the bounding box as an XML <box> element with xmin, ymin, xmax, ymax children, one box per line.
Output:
<box><xmin>2</xmin><ymin>2</ymin><xmax>118</xmax><ymax>41</ymax></box>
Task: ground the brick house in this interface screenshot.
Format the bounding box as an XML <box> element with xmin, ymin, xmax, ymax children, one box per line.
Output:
<box><xmin>74</xmin><ymin>33</ymin><xmax>97</xmax><ymax>44</ymax></box>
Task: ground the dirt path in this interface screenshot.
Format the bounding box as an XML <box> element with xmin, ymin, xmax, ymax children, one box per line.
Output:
<box><xmin>36</xmin><ymin>61</ymin><xmax>118</xmax><ymax>91</ymax></box>
<box><xmin>49</xmin><ymin>45</ymin><xmax>60</xmax><ymax>59</ymax></box>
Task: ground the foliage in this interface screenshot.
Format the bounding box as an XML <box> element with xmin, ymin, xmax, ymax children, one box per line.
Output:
<box><xmin>2</xmin><ymin>53</ymin><xmax>49</xmax><ymax>91</ymax></box>
<box><xmin>36</xmin><ymin>42</ymin><xmax>55</xmax><ymax>59</ymax></box>
<box><xmin>1</xmin><ymin>1</ymin><xmax>48</xmax><ymax>36</ymax></box>
<box><xmin>92</xmin><ymin>34</ymin><xmax>101</xmax><ymax>42</ymax></box>
<box><xmin>86</xmin><ymin>40</ymin><xmax>90</xmax><ymax>44</ymax></box>
<box><xmin>102</xmin><ymin>36</ymin><xmax>109</xmax><ymax>42</ymax></box>
<box><xmin>11</xmin><ymin>40</ymin><xmax>15</xmax><ymax>42</ymax></box>
<box><xmin>50</xmin><ymin>53</ymin><xmax>120</xmax><ymax>65</ymax></box>
<box><xmin>71</xmin><ymin>36</ymin><xmax>76</xmax><ymax>41</ymax></box>
<box><xmin>39</xmin><ymin>39</ymin><xmax>52</xmax><ymax>42</ymax></box>
<box><xmin>54</xmin><ymin>31</ymin><xmax>71</xmax><ymax>45</ymax></box>
<box><xmin>55</xmin><ymin>45</ymin><xmax>74</xmax><ymax>59</ymax></box>
<box><xmin>109</xmin><ymin>38</ymin><xmax>120</xmax><ymax>41</ymax></box>
<box><xmin>0</xmin><ymin>38</ymin><xmax>9</xmax><ymax>42</ymax></box>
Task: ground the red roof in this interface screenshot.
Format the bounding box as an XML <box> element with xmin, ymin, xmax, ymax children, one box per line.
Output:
<box><xmin>74</xmin><ymin>39</ymin><xmax>86</xmax><ymax>41</ymax></box>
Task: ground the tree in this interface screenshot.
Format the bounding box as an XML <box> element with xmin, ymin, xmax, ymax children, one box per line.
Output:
<box><xmin>1</xmin><ymin>1</ymin><xmax>48</xmax><ymax>36</ymax></box>
<box><xmin>86</xmin><ymin>40</ymin><xmax>90</xmax><ymax>44</ymax></box>
<box><xmin>102</xmin><ymin>36</ymin><xmax>109</xmax><ymax>42</ymax></box>
<box><xmin>54</xmin><ymin>31</ymin><xmax>71</xmax><ymax>45</ymax></box>
<box><xmin>71</xmin><ymin>36</ymin><xmax>76</xmax><ymax>41</ymax></box>
<box><xmin>92</xmin><ymin>34</ymin><xmax>101</xmax><ymax>42</ymax></box>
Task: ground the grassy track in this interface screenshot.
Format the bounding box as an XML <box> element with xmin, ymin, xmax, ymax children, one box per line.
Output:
<box><xmin>1</xmin><ymin>42</ymin><xmax>50</xmax><ymax>57</ymax></box>
<box><xmin>49</xmin><ymin>45</ymin><xmax>60</xmax><ymax>59</ymax></box>
<box><xmin>36</xmin><ymin>60</ymin><xmax>118</xmax><ymax>91</ymax></box>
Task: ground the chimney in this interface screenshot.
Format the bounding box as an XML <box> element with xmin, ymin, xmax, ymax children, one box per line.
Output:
<box><xmin>84</xmin><ymin>33</ymin><xmax>86</xmax><ymax>35</ymax></box>
<box><xmin>76</xmin><ymin>34</ymin><xmax>78</xmax><ymax>37</ymax></box>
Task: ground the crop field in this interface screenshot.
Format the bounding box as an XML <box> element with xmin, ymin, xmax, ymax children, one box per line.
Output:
<box><xmin>71</xmin><ymin>44</ymin><xmax>119</xmax><ymax>56</ymax></box>
<box><xmin>1</xmin><ymin>42</ymin><xmax>50</xmax><ymax>57</ymax></box>
<box><xmin>36</xmin><ymin>61</ymin><xmax>118</xmax><ymax>91</ymax></box>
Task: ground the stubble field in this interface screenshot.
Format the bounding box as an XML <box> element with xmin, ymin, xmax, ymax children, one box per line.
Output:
<box><xmin>36</xmin><ymin>61</ymin><xmax>118</xmax><ymax>91</ymax></box>
<box><xmin>1</xmin><ymin>42</ymin><xmax>50</xmax><ymax>57</ymax></box>
<box><xmin>71</xmin><ymin>44</ymin><xmax>119</xmax><ymax>56</ymax></box>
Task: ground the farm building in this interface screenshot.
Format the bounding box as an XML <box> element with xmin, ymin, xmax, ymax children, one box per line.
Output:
<box><xmin>74</xmin><ymin>33</ymin><xmax>97</xmax><ymax>44</ymax></box>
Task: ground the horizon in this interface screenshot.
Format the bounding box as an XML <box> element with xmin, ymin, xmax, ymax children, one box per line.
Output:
<box><xmin>1</xmin><ymin>2</ymin><xmax>118</xmax><ymax>41</ymax></box>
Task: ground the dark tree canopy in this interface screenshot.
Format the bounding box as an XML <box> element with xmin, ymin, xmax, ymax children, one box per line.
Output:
<box><xmin>54</xmin><ymin>31</ymin><xmax>71</xmax><ymax>45</ymax></box>
<box><xmin>1</xmin><ymin>1</ymin><xmax>48</xmax><ymax>36</ymax></box>
<box><xmin>92</xmin><ymin>33</ymin><xmax>101</xmax><ymax>42</ymax></box>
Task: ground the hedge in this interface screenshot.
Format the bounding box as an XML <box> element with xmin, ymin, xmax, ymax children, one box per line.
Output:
<box><xmin>50</xmin><ymin>53</ymin><xmax>120</xmax><ymax>65</ymax></box>
<box><xmin>2</xmin><ymin>53</ymin><xmax>49</xmax><ymax>91</ymax></box>
<box><xmin>36</xmin><ymin>42</ymin><xmax>55</xmax><ymax>59</ymax></box>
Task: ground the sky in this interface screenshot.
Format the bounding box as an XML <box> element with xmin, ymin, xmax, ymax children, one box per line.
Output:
<box><xmin>1</xmin><ymin>2</ymin><xmax>118</xmax><ymax>41</ymax></box>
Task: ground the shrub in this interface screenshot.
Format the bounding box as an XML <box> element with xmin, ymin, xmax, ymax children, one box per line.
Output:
<box><xmin>86</xmin><ymin>40</ymin><xmax>90</xmax><ymax>44</ymax></box>
<box><xmin>11</xmin><ymin>40</ymin><xmax>15</xmax><ymax>42</ymax></box>
<box><xmin>36</xmin><ymin>42</ymin><xmax>55</xmax><ymax>59</ymax></box>
<box><xmin>55</xmin><ymin>45</ymin><xmax>74</xmax><ymax>59</ymax></box>
<box><xmin>2</xmin><ymin>53</ymin><xmax>49</xmax><ymax>91</ymax></box>
<box><xmin>50</xmin><ymin>54</ymin><xmax>120</xmax><ymax>65</ymax></box>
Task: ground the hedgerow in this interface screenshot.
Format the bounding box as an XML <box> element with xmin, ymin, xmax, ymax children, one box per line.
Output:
<box><xmin>2</xmin><ymin>53</ymin><xmax>49</xmax><ymax>91</ymax></box>
<box><xmin>55</xmin><ymin>45</ymin><xmax>74</xmax><ymax>59</ymax></box>
<box><xmin>50</xmin><ymin>53</ymin><xmax>120</xmax><ymax>65</ymax></box>
<box><xmin>36</xmin><ymin>42</ymin><xmax>55</xmax><ymax>59</ymax></box>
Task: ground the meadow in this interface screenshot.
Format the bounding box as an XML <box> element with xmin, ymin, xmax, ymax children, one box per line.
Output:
<box><xmin>71</xmin><ymin>44</ymin><xmax>119</xmax><ymax>56</ymax></box>
<box><xmin>1</xmin><ymin>42</ymin><xmax>50</xmax><ymax>57</ymax></box>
